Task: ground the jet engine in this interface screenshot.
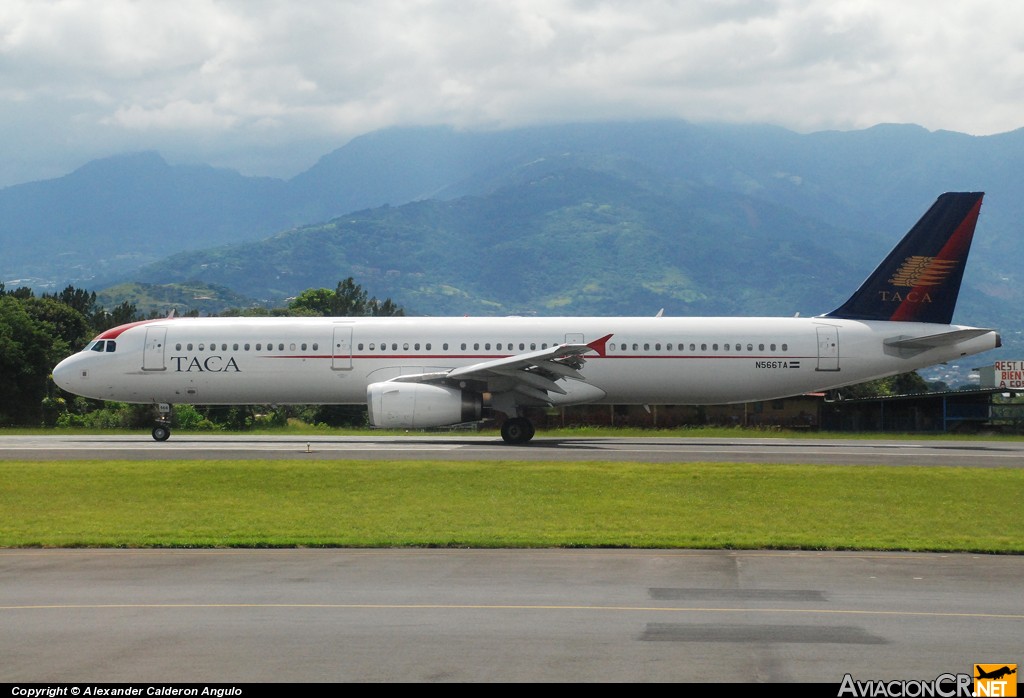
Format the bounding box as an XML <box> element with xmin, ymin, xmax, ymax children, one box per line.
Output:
<box><xmin>367</xmin><ymin>382</ymin><xmax>483</xmax><ymax>428</ymax></box>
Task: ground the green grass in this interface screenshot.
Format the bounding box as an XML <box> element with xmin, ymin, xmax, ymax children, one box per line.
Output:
<box><xmin>2</xmin><ymin>459</ymin><xmax>1021</xmax><ymax>551</ymax></box>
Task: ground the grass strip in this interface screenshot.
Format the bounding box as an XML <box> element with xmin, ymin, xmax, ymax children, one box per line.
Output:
<box><xmin>1</xmin><ymin>460</ymin><xmax>1020</xmax><ymax>551</ymax></box>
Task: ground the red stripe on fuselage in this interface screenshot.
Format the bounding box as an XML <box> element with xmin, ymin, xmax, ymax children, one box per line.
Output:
<box><xmin>94</xmin><ymin>319</ymin><xmax>168</xmax><ymax>340</ymax></box>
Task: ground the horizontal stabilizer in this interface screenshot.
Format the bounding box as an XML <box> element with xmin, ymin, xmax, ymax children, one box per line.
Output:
<box><xmin>883</xmin><ymin>328</ymin><xmax>999</xmax><ymax>358</ymax></box>
<box><xmin>884</xmin><ymin>328</ymin><xmax>996</xmax><ymax>350</ymax></box>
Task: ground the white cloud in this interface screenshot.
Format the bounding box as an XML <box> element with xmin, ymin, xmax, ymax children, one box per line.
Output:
<box><xmin>0</xmin><ymin>0</ymin><xmax>1022</xmax><ymax>186</ymax></box>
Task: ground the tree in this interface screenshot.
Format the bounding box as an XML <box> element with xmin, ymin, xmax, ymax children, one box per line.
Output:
<box><xmin>23</xmin><ymin>297</ymin><xmax>93</xmax><ymax>352</ymax></box>
<box><xmin>832</xmin><ymin>371</ymin><xmax>929</xmax><ymax>399</ymax></box>
<box><xmin>44</xmin><ymin>285</ymin><xmax>98</xmax><ymax>317</ymax></box>
<box><xmin>288</xmin><ymin>288</ymin><xmax>336</xmax><ymax>316</ymax></box>
<box><xmin>0</xmin><ymin>295</ymin><xmax>78</xmax><ymax>424</ymax></box>
<box><xmin>288</xmin><ymin>278</ymin><xmax>404</xmax><ymax>317</ymax></box>
<box><xmin>41</xmin><ymin>285</ymin><xmax>139</xmax><ymax>333</ymax></box>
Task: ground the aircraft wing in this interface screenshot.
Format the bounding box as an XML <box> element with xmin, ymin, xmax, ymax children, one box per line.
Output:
<box><xmin>389</xmin><ymin>334</ymin><xmax>611</xmax><ymax>403</ymax></box>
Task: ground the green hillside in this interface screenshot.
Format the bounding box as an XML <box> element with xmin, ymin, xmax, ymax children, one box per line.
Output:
<box><xmin>96</xmin><ymin>282</ymin><xmax>262</xmax><ymax>317</ymax></box>
<box><xmin>140</xmin><ymin>168</ymin><xmax>858</xmax><ymax>317</ymax></box>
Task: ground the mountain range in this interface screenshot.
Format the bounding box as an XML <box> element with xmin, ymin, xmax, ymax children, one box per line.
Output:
<box><xmin>2</xmin><ymin>121</ymin><xmax>1020</xmax><ymax>346</ymax></box>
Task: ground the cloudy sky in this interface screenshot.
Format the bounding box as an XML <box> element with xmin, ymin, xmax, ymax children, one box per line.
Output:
<box><xmin>1</xmin><ymin>0</ymin><xmax>1021</xmax><ymax>187</ymax></box>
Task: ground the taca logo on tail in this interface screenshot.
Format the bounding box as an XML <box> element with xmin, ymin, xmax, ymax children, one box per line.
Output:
<box><xmin>825</xmin><ymin>192</ymin><xmax>983</xmax><ymax>324</ymax></box>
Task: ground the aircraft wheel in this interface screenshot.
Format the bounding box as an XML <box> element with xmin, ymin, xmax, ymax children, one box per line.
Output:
<box><xmin>501</xmin><ymin>418</ymin><xmax>534</xmax><ymax>445</ymax></box>
<box><xmin>152</xmin><ymin>425</ymin><xmax>171</xmax><ymax>442</ymax></box>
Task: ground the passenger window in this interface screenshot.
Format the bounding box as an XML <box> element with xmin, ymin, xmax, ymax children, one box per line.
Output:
<box><xmin>244</xmin><ymin>344</ymin><xmax>250</xmax><ymax>351</ymax></box>
<box><xmin>442</xmin><ymin>343</ymin><xmax>448</xmax><ymax>350</ymax></box>
<box><xmin>290</xmin><ymin>343</ymin><xmax>296</xmax><ymax>351</ymax></box>
<box><xmin>302</xmin><ymin>343</ymin><xmax>308</xmax><ymax>351</ymax></box>
<box><xmin>392</xmin><ymin>343</ymin><xmax>398</xmax><ymax>351</ymax></box>
<box><xmin>199</xmin><ymin>344</ymin><xmax>205</xmax><ymax>351</ymax></box>
<box><xmin>175</xmin><ymin>343</ymin><xmax>182</xmax><ymax>351</ymax></box>
<box><xmin>461</xmin><ymin>343</ymin><xmax>467</xmax><ymax>350</ymax></box>
<box><xmin>530</xmin><ymin>343</ymin><xmax>536</xmax><ymax>350</ymax></box>
<box><xmin>313</xmin><ymin>343</ymin><xmax>318</xmax><ymax>351</ymax></box>
<box><xmin>770</xmin><ymin>344</ymin><xmax>776</xmax><ymax>351</ymax></box>
<box><xmin>415</xmin><ymin>343</ymin><xmax>420</xmax><ymax>350</ymax></box>
<box><xmin>425</xmin><ymin>343</ymin><xmax>431</xmax><ymax>350</ymax></box>
<box><xmin>782</xmin><ymin>344</ymin><xmax>788</xmax><ymax>351</ymax></box>
<box><xmin>701</xmin><ymin>344</ymin><xmax>707</xmax><ymax>351</ymax></box>
<box><xmin>403</xmin><ymin>343</ymin><xmax>409</xmax><ymax>350</ymax></box>
<box><xmin>278</xmin><ymin>343</ymin><xmax>284</xmax><ymax>351</ymax></box>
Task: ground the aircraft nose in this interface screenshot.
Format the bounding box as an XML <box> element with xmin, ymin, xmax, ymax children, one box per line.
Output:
<box><xmin>52</xmin><ymin>355</ymin><xmax>82</xmax><ymax>393</ymax></box>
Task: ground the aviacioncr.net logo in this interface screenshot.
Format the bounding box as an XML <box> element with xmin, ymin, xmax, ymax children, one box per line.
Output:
<box><xmin>838</xmin><ymin>673</ymin><xmax>973</xmax><ymax>697</ymax></box>
<box><xmin>974</xmin><ymin>664</ymin><xmax>1017</xmax><ymax>697</ymax></box>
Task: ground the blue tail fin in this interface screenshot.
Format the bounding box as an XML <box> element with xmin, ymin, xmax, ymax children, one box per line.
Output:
<box><xmin>824</xmin><ymin>192</ymin><xmax>983</xmax><ymax>324</ymax></box>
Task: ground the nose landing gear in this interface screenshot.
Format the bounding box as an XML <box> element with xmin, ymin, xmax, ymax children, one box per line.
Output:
<box><xmin>152</xmin><ymin>403</ymin><xmax>172</xmax><ymax>441</ymax></box>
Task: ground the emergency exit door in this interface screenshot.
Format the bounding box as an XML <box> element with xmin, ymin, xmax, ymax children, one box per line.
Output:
<box><xmin>816</xmin><ymin>326</ymin><xmax>839</xmax><ymax>372</ymax></box>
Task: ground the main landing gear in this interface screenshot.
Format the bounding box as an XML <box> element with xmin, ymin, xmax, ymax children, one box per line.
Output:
<box><xmin>152</xmin><ymin>403</ymin><xmax>172</xmax><ymax>441</ymax></box>
<box><xmin>500</xmin><ymin>417</ymin><xmax>535</xmax><ymax>445</ymax></box>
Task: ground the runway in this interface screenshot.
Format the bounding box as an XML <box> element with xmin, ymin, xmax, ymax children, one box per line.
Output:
<box><xmin>2</xmin><ymin>548</ymin><xmax>1021</xmax><ymax>683</ymax></box>
<box><xmin>3</xmin><ymin>436</ymin><xmax>1021</xmax><ymax>683</ymax></box>
<box><xmin>1</xmin><ymin>433</ymin><xmax>1022</xmax><ymax>466</ymax></box>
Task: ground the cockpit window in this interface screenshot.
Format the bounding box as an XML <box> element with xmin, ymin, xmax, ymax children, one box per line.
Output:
<box><xmin>86</xmin><ymin>340</ymin><xmax>117</xmax><ymax>353</ymax></box>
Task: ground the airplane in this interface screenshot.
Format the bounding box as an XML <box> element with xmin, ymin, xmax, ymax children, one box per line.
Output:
<box><xmin>975</xmin><ymin>666</ymin><xmax>1016</xmax><ymax>681</ymax></box>
<box><xmin>52</xmin><ymin>192</ymin><xmax>1000</xmax><ymax>444</ymax></box>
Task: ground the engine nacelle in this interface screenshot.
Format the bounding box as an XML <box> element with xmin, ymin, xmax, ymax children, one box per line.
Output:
<box><xmin>367</xmin><ymin>382</ymin><xmax>483</xmax><ymax>429</ymax></box>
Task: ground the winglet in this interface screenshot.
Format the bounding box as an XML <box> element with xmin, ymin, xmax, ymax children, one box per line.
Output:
<box><xmin>587</xmin><ymin>333</ymin><xmax>613</xmax><ymax>357</ymax></box>
<box><xmin>825</xmin><ymin>192</ymin><xmax>983</xmax><ymax>324</ymax></box>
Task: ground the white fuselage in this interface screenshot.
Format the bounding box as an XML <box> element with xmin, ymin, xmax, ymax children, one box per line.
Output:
<box><xmin>52</xmin><ymin>315</ymin><xmax>999</xmax><ymax>407</ymax></box>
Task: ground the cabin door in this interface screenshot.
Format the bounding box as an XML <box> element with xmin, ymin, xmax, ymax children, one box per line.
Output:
<box><xmin>332</xmin><ymin>325</ymin><xmax>353</xmax><ymax>370</ymax></box>
<box><xmin>815</xmin><ymin>326</ymin><xmax>840</xmax><ymax>372</ymax></box>
<box><xmin>142</xmin><ymin>327</ymin><xmax>167</xmax><ymax>371</ymax></box>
